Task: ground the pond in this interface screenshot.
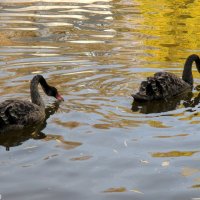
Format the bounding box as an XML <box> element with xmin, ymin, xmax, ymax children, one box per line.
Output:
<box><xmin>0</xmin><ymin>0</ymin><xmax>200</xmax><ymax>199</ymax></box>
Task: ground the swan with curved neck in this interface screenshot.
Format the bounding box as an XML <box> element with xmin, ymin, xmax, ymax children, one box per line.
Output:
<box><xmin>0</xmin><ymin>75</ymin><xmax>64</xmax><ymax>130</ymax></box>
<box><xmin>30</xmin><ymin>75</ymin><xmax>63</xmax><ymax>109</ymax></box>
<box><xmin>132</xmin><ymin>54</ymin><xmax>200</xmax><ymax>101</ymax></box>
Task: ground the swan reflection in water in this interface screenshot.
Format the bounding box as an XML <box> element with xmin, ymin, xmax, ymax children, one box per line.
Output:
<box><xmin>0</xmin><ymin>102</ymin><xmax>61</xmax><ymax>151</ymax></box>
<box><xmin>132</xmin><ymin>90</ymin><xmax>200</xmax><ymax>114</ymax></box>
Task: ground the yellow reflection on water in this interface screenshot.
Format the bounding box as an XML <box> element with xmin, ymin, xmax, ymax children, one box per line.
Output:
<box><xmin>93</xmin><ymin>123</ymin><xmax>110</xmax><ymax>129</ymax></box>
<box><xmin>0</xmin><ymin>32</ymin><xmax>16</xmax><ymax>46</ymax></box>
<box><xmin>53</xmin><ymin>119</ymin><xmax>84</xmax><ymax>129</ymax></box>
<box><xmin>70</xmin><ymin>155</ymin><xmax>92</xmax><ymax>161</ymax></box>
<box><xmin>154</xmin><ymin>133</ymin><xmax>189</xmax><ymax>138</ymax></box>
<box><xmin>43</xmin><ymin>134</ymin><xmax>82</xmax><ymax>150</ymax></box>
<box><xmin>137</xmin><ymin>0</ymin><xmax>200</xmax><ymax>66</ymax></box>
<box><xmin>152</xmin><ymin>151</ymin><xmax>198</xmax><ymax>157</ymax></box>
<box><xmin>103</xmin><ymin>187</ymin><xmax>127</xmax><ymax>193</ymax></box>
<box><xmin>192</xmin><ymin>184</ymin><xmax>200</xmax><ymax>188</ymax></box>
<box><xmin>148</xmin><ymin>120</ymin><xmax>171</xmax><ymax>128</ymax></box>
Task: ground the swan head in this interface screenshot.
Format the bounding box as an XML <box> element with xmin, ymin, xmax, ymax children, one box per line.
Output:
<box><xmin>47</xmin><ymin>86</ymin><xmax>64</xmax><ymax>101</ymax></box>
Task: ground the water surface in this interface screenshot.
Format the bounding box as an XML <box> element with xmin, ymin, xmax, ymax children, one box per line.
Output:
<box><xmin>1</xmin><ymin>0</ymin><xmax>200</xmax><ymax>199</ymax></box>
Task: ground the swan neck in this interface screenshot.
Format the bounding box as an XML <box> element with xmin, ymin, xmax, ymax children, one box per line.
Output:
<box><xmin>182</xmin><ymin>54</ymin><xmax>200</xmax><ymax>85</ymax></box>
<box><xmin>30</xmin><ymin>75</ymin><xmax>45</xmax><ymax>109</ymax></box>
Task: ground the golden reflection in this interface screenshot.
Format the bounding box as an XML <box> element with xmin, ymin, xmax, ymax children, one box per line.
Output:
<box><xmin>0</xmin><ymin>30</ymin><xmax>36</xmax><ymax>59</ymax></box>
<box><xmin>0</xmin><ymin>0</ymin><xmax>114</xmax><ymax>62</ymax></box>
<box><xmin>0</xmin><ymin>83</ymin><xmax>29</xmax><ymax>96</ymax></box>
<box><xmin>93</xmin><ymin>123</ymin><xmax>110</xmax><ymax>129</ymax></box>
<box><xmin>192</xmin><ymin>184</ymin><xmax>200</xmax><ymax>188</ymax></box>
<box><xmin>43</xmin><ymin>134</ymin><xmax>82</xmax><ymax>150</ymax></box>
<box><xmin>92</xmin><ymin>119</ymin><xmax>143</xmax><ymax>129</ymax></box>
<box><xmin>70</xmin><ymin>155</ymin><xmax>92</xmax><ymax>161</ymax></box>
<box><xmin>148</xmin><ymin>120</ymin><xmax>171</xmax><ymax>128</ymax></box>
<box><xmin>152</xmin><ymin>151</ymin><xmax>198</xmax><ymax>157</ymax></box>
<box><xmin>180</xmin><ymin>111</ymin><xmax>200</xmax><ymax>122</ymax></box>
<box><xmin>0</xmin><ymin>70</ymin><xmax>65</xmax><ymax>96</ymax></box>
<box><xmin>136</xmin><ymin>0</ymin><xmax>200</xmax><ymax>66</ymax></box>
<box><xmin>53</xmin><ymin>119</ymin><xmax>84</xmax><ymax>129</ymax></box>
<box><xmin>154</xmin><ymin>133</ymin><xmax>189</xmax><ymax>138</ymax></box>
<box><xmin>103</xmin><ymin>187</ymin><xmax>127</xmax><ymax>193</ymax></box>
<box><xmin>0</xmin><ymin>30</ymin><xmax>36</xmax><ymax>39</ymax></box>
<box><xmin>190</xmin><ymin>121</ymin><xmax>200</xmax><ymax>124</ymax></box>
<box><xmin>0</xmin><ymin>32</ymin><xmax>14</xmax><ymax>46</ymax></box>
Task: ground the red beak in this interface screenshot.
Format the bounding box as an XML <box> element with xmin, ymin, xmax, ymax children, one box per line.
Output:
<box><xmin>56</xmin><ymin>94</ymin><xmax>64</xmax><ymax>101</ymax></box>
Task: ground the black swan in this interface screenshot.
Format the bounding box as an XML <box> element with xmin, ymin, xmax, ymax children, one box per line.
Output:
<box><xmin>0</xmin><ymin>75</ymin><xmax>64</xmax><ymax>131</ymax></box>
<box><xmin>0</xmin><ymin>102</ymin><xmax>60</xmax><ymax>151</ymax></box>
<box><xmin>132</xmin><ymin>54</ymin><xmax>200</xmax><ymax>101</ymax></box>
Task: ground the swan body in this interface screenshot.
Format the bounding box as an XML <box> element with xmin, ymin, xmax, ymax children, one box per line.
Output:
<box><xmin>0</xmin><ymin>75</ymin><xmax>63</xmax><ymax>130</ymax></box>
<box><xmin>132</xmin><ymin>54</ymin><xmax>200</xmax><ymax>101</ymax></box>
<box><xmin>0</xmin><ymin>100</ymin><xmax>45</xmax><ymax>128</ymax></box>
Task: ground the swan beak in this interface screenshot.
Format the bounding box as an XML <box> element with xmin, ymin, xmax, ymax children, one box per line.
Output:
<box><xmin>56</xmin><ymin>94</ymin><xmax>64</xmax><ymax>101</ymax></box>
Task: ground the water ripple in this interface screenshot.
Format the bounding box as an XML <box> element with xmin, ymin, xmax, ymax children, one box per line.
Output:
<box><xmin>1</xmin><ymin>1</ymin><xmax>200</xmax><ymax>200</ymax></box>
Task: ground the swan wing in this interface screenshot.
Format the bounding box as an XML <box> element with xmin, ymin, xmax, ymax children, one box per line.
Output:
<box><xmin>0</xmin><ymin>100</ymin><xmax>44</xmax><ymax>127</ymax></box>
<box><xmin>132</xmin><ymin>72</ymin><xmax>191</xmax><ymax>101</ymax></box>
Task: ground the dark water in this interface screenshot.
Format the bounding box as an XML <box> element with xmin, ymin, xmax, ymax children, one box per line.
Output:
<box><xmin>1</xmin><ymin>0</ymin><xmax>200</xmax><ymax>199</ymax></box>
